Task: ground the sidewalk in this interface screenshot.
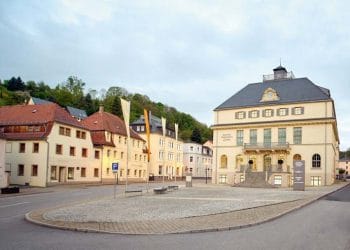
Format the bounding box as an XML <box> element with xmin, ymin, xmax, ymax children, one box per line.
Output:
<box><xmin>25</xmin><ymin>182</ymin><xmax>349</xmax><ymax>235</ymax></box>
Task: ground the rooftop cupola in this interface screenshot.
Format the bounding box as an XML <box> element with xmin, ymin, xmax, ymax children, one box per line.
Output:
<box><xmin>263</xmin><ymin>65</ymin><xmax>295</xmax><ymax>82</ymax></box>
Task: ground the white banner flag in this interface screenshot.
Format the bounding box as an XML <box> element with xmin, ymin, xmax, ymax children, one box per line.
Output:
<box><xmin>175</xmin><ymin>123</ymin><xmax>178</xmax><ymax>141</ymax></box>
<box><xmin>161</xmin><ymin>117</ymin><xmax>166</xmax><ymax>137</ymax></box>
<box><xmin>120</xmin><ymin>98</ymin><xmax>130</xmax><ymax>138</ymax></box>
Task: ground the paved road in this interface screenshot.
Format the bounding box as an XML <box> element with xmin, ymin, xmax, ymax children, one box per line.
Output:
<box><xmin>0</xmin><ymin>183</ymin><xmax>349</xmax><ymax>250</ymax></box>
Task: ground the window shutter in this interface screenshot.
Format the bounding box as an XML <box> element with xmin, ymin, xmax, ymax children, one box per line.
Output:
<box><xmin>256</xmin><ymin>111</ymin><xmax>260</xmax><ymax>118</ymax></box>
<box><xmin>277</xmin><ymin>109</ymin><xmax>280</xmax><ymax>116</ymax></box>
<box><xmin>248</xmin><ymin>111</ymin><xmax>252</xmax><ymax>118</ymax></box>
<box><xmin>243</xmin><ymin>112</ymin><xmax>246</xmax><ymax>119</ymax></box>
<box><xmin>291</xmin><ymin>108</ymin><xmax>295</xmax><ymax>115</ymax></box>
<box><xmin>285</xmin><ymin>108</ymin><xmax>289</xmax><ymax>116</ymax></box>
<box><xmin>301</xmin><ymin>107</ymin><xmax>304</xmax><ymax>114</ymax></box>
<box><xmin>235</xmin><ymin>112</ymin><xmax>239</xmax><ymax>119</ymax></box>
<box><xmin>271</xmin><ymin>109</ymin><xmax>274</xmax><ymax>117</ymax></box>
<box><xmin>262</xmin><ymin>110</ymin><xmax>266</xmax><ymax>117</ymax></box>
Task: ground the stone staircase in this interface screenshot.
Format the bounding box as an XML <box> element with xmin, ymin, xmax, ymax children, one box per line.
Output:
<box><xmin>234</xmin><ymin>172</ymin><xmax>275</xmax><ymax>188</ymax></box>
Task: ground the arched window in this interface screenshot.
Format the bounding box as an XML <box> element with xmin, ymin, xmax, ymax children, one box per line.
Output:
<box><xmin>220</xmin><ymin>155</ymin><xmax>227</xmax><ymax>168</ymax></box>
<box><xmin>312</xmin><ymin>154</ymin><xmax>321</xmax><ymax>168</ymax></box>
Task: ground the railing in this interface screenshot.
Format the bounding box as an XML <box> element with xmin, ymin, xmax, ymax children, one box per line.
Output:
<box><xmin>263</xmin><ymin>71</ymin><xmax>295</xmax><ymax>82</ymax></box>
<box><xmin>237</xmin><ymin>164</ymin><xmax>290</xmax><ymax>173</ymax></box>
<box><xmin>244</xmin><ymin>142</ymin><xmax>290</xmax><ymax>151</ymax></box>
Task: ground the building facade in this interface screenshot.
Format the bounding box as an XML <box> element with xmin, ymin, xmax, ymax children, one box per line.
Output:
<box><xmin>131</xmin><ymin>115</ymin><xmax>184</xmax><ymax>180</ymax></box>
<box><xmin>82</xmin><ymin>107</ymin><xmax>148</xmax><ymax>183</ymax></box>
<box><xmin>212</xmin><ymin>66</ymin><xmax>339</xmax><ymax>187</ymax></box>
<box><xmin>183</xmin><ymin>141</ymin><xmax>213</xmax><ymax>178</ymax></box>
<box><xmin>0</xmin><ymin>138</ymin><xmax>8</xmax><ymax>188</ymax></box>
<box><xmin>0</xmin><ymin>104</ymin><xmax>100</xmax><ymax>187</ymax></box>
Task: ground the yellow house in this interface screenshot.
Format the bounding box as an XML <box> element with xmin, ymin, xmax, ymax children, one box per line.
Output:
<box><xmin>0</xmin><ymin>104</ymin><xmax>101</xmax><ymax>187</ymax></box>
<box><xmin>82</xmin><ymin>107</ymin><xmax>148</xmax><ymax>183</ymax></box>
<box><xmin>212</xmin><ymin>66</ymin><xmax>339</xmax><ymax>187</ymax></box>
<box><xmin>131</xmin><ymin>115</ymin><xmax>184</xmax><ymax>180</ymax></box>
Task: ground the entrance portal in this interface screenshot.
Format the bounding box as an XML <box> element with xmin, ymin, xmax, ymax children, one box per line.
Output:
<box><xmin>264</xmin><ymin>155</ymin><xmax>272</xmax><ymax>171</ymax></box>
<box><xmin>59</xmin><ymin>166</ymin><xmax>66</xmax><ymax>183</ymax></box>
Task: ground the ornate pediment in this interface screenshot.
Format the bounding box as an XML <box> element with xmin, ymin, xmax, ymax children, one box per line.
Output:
<box><xmin>260</xmin><ymin>87</ymin><xmax>280</xmax><ymax>102</ymax></box>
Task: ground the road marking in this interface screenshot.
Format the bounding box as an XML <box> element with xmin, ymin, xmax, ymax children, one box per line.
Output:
<box><xmin>145</xmin><ymin>197</ymin><xmax>243</xmax><ymax>201</ymax></box>
<box><xmin>0</xmin><ymin>201</ymin><xmax>30</xmax><ymax>208</ymax></box>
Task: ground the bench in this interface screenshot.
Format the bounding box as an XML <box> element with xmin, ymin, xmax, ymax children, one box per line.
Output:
<box><xmin>167</xmin><ymin>185</ymin><xmax>179</xmax><ymax>191</ymax></box>
<box><xmin>125</xmin><ymin>188</ymin><xmax>143</xmax><ymax>196</ymax></box>
<box><xmin>153</xmin><ymin>187</ymin><xmax>167</xmax><ymax>194</ymax></box>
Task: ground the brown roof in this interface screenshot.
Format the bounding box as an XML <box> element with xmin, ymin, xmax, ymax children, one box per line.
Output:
<box><xmin>82</xmin><ymin>111</ymin><xmax>144</xmax><ymax>145</ymax></box>
<box><xmin>0</xmin><ymin>104</ymin><xmax>85</xmax><ymax>140</ymax></box>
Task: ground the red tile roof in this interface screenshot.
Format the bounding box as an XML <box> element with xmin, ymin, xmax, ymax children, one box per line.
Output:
<box><xmin>0</xmin><ymin>104</ymin><xmax>85</xmax><ymax>140</ymax></box>
<box><xmin>90</xmin><ymin>131</ymin><xmax>115</xmax><ymax>147</ymax></box>
<box><xmin>82</xmin><ymin>111</ymin><xmax>144</xmax><ymax>145</ymax></box>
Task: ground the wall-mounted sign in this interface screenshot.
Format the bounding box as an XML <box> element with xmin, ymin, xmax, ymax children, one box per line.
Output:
<box><xmin>221</xmin><ymin>133</ymin><xmax>233</xmax><ymax>142</ymax></box>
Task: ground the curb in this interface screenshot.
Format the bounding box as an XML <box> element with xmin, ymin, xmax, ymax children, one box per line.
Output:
<box><xmin>25</xmin><ymin>183</ymin><xmax>349</xmax><ymax>235</ymax></box>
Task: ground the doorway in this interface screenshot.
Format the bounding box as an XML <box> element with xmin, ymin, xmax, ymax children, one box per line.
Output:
<box><xmin>59</xmin><ymin>166</ymin><xmax>66</xmax><ymax>183</ymax></box>
<box><xmin>264</xmin><ymin>155</ymin><xmax>272</xmax><ymax>171</ymax></box>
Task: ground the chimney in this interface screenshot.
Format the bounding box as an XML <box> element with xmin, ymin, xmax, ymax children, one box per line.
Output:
<box><xmin>99</xmin><ymin>105</ymin><xmax>104</xmax><ymax>113</ymax></box>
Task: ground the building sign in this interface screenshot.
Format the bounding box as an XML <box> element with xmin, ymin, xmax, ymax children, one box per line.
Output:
<box><xmin>221</xmin><ymin>133</ymin><xmax>233</xmax><ymax>142</ymax></box>
<box><xmin>112</xmin><ymin>162</ymin><xmax>119</xmax><ymax>173</ymax></box>
<box><xmin>293</xmin><ymin>160</ymin><xmax>305</xmax><ymax>191</ymax></box>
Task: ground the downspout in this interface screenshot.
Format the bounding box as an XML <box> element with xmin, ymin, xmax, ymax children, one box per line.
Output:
<box><xmin>45</xmin><ymin>139</ymin><xmax>50</xmax><ymax>187</ymax></box>
<box><xmin>324</xmin><ymin>102</ymin><xmax>327</xmax><ymax>185</ymax></box>
<box><xmin>101</xmin><ymin>147</ymin><xmax>103</xmax><ymax>184</ymax></box>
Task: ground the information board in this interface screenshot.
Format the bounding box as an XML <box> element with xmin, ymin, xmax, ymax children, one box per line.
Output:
<box><xmin>293</xmin><ymin>160</ymin><xmax>305</xmax><ymax>191</ymax></box>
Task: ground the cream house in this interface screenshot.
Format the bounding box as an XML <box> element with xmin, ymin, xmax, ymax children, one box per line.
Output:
<box><xmin>0</xmin><ymin>104</ymin><xmax>101</xmax><ymax>187</ymax></box>
<box><xmin>82</xmin><ymin>107</ymin><xmax>148</xmax><ymax>183</ymax></box>
<box><xmin>212</xmin><ymin>66</ymin><xmax>339</xmax><ymax>187</ymax></box>
<box><xmin>183</xmin><ymin>141</ymin><xmax>213</xmax><ymax>178</ymax></box>
<box><xmin>0</xmin><ymin>138</ymin><xmax>8</xmax><ymax>188</ymax></box>
<box><xmin>131</xmin><ymin>115</ymin><xmax>184</xmax><ymax>180</ymax></box>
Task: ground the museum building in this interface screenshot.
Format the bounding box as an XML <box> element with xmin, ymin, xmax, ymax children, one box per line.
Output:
<box><xmin>212</xmin><ymin>66</ymin><xmax>339</xmax><ymax>187</ymax></box>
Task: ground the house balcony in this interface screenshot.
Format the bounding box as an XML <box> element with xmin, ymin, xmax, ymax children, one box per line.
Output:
<box><xmin>243</xmin><ymin>142</ymin><xmax>290</xmax><ymax>153</ymax></box>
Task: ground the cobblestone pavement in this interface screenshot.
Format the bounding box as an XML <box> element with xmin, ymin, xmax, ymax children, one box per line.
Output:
<box><xmin>25</xmin><ymin>183</ymin><xmax>349</xmax><ymax>235</ymax></box>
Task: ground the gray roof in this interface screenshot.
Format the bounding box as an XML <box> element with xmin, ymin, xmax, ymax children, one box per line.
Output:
<box><xmin>132</xmin><ymin>114</ymin><xmax>173</xmax><ymax>133</ymax></box>
<box><xmin>66</xmin><ymin>106</ymin><xmax>87</xmax><ymax>120</ymax></box>
<box><xmin>31</xmin><ymin>97</ymin><xmax>53</xmax><ymax>105</ymax></box>
<box><xmin>215</xmin><ymin>77</ymin><xmax>331</xmax><ymax>110</ymax></box>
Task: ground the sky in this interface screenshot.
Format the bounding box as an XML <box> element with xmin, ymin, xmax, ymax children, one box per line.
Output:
<box><xmin>0</xmin><ymin>0</ymin><xmax>350</xmax><ymax>150</ymax></box>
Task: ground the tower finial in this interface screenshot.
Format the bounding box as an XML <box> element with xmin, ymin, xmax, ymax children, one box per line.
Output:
<box><xmin>279</xmin><ymin>58</ymin><xmax>282</xmax><ymax>66</ymax></box>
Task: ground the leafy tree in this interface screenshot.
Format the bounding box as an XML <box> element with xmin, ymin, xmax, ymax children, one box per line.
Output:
<box><xmin>7</xmin><ymin>77</ymin><xmax>25</xmax><ymax>91</ymax></box>
<box><xmin>191</xmin><ymin>127</ymin><xmax>202</xmax><ymax>143</ymax></box>
<box><xmin>111</xmin><ymin>96</ymin><xmax>123</xmax><ymax>118</ymax></box>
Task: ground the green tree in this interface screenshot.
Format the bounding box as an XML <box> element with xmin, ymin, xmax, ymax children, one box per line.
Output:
<box><xmin>7</xmin><ymin>77</ymin><xmax>25</xmax><ymax>91</ymax></box>
<box><xmin>191</xmin><ymin>127</ymin><xmax>202</xmax><ymax>143</ymax></box>
<box><xmin>111</xmin><ymin>96</ymin><xmax>123</xmax><ymax>118</ymax></box>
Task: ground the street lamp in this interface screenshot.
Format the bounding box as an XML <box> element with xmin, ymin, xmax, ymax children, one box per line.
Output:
<box><xmin>205</xmin><ymin>167</ymin><xmax>210</xmax><ymax>184</ymax></box>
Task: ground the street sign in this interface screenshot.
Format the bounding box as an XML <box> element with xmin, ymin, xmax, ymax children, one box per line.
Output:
<box><xmin>112</xmin><ymin>162</ymin><xmax>119</xmax><ymax>173</ymax></box>
<box><xmin>293</xmin><ymin>160</ymin><xmax>305</xmax><ymax>191</ymax></box>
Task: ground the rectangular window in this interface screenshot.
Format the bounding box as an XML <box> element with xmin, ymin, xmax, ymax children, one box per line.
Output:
<box><xmin>81</xmin><ymin>131</ymin><xmax>86</xmax><ymax>139</ymax></box>
<box><xmin>311</xmin><ymin>176</ymin><xmax>321</xmax><ymax>186</ymax></box>
<box><xmin>51</xmin><ymin>166</ymin><xmax>57</xmax><ymax>180</ymax></box>
<box><xmin>76</xmin><ymin>130</ymin><xmax>81</xmax><ymax>138</ymax></box>
<box><xmin>65</xmin><ymin>128</ymin><xmax>71</xmax><ymax>137</ymax></box>
<box><xmin>68</xmin><ymin>167</ymin><xmax>74</xmax><ymax>180</ymax></box>
<box><xmin>264</xmin><ymin>109</ymin><xmax>273</xmax><ymax>117</ymax></box>
<box><xmin>56</xmin><ymin>144</ymin><xmax>63</xmax><ymax>155</ymax></box>
<box><xmin>81</xmin><ymin>167</ymin><xmax>86</xmax><ymax>177</ymax></box>
<box><xmin>19</xmin><ymin>143</ymin><xmax>25</xmax><ymax>153</ymax></box>
<box><xmin>190</xmin><ymin>156</ymin><xmax>193</xmax><ymax>162</ymax></box>
<box><xmin>31</xmin><ymin>165</ymin><xmax>38</xmax><ymax>176</ymax></box>
<box><xmin>240</xmin><ymin>175</ymin><xmax>245</xmax><ymax>183</ymax></box>
<box><xmin>249</xmin><ymin>129</ymin><xmax>257</xmax><ymax>145</ymax></box>
<box><xmin>293</xmin><ymin>107</ymin><xmax>304</xmax><ymax>115</ymax></box>
<box><xmin>264</xmin><ymin>129</ymin><xmax>271</xmax><ymax>146</ymax></box>
<box><xmin>70</xmin><ymin>146</ymin><xmax>75</xmax><ymax>156</ymax></box>
<box><xmin>236</xmin><ymin>111</ymin><xmax>245</xmax><ymax>119</ymax></box>
<box><xmin>278</xmin><ymin>128</ymin><xmax>286</xmax><ymax>144</ymax></box>
<box><xmin>107</xmin><ymin>150</ymin><xmax>111</xmax><ymax>157</ymax></box>
<box><xmin>33</xmin><ymin>143</ymin><xmax>39</xmax><ymax>153</ymax></box>
<box><xmin>127</xmin><ymin>169</ymin><xmax>130</xmax><ymax>176</ymax></box>
<box><xmin>219</xmin><ymin>174</ymin><xmax>227</xmax><ymax>184</ymax></box>
<box><xmin>114</xmin><ymin>150</ymin><xmax>117</xmax><ymax>158</ymax></box>
<box><xmin>95</xmin><ymin>150</ymin><xmax>100</xmax><ymax>159</ymax></box>
<box><xmin>274</xmin><ymin>175</ymin><xmax>282</xmax><ymax>185</ymax></box>
<box><xmin>134</xmin><ymin>170</ymin><xmax>137</xmax><ymax>176</ymax></box>
<box><xmin>236</xmin><ymin>130</ymin><xmax>244</xmax><ymax>146</ymax></box>
<box><xmin>121</xmin><ymin>152</ymin><xmax>124</xmax><ymax>159</ymax></box>
<box><xmin>82</xmin><ymin>148</ymin><xmax>88</xmax><ymax>157</ymax></box>
<box><xmin>249</xmin><ymin>110</ymin><xmax>259</xmax><ymax>118</ymax></box>
<box><xmin>293</xmin><ymin>127</ymin><xmax>302</xmax><ymax>144</ymax></box>
<box><xmin>59</xmin><ymin>126</ymin><xmax>65</xmax><ymax>135</ymax></box>
<box><xmin>278</xmin><ymin>108</ymin><xmax>288</xmax><ymax>116</ymax></box>
<box><xmin>18</xmin><ymin>164</ymin><xmax>24</xmax><ymax>176</ymax></box>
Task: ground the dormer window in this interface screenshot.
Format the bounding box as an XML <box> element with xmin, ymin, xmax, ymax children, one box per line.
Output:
<box><xmin>235</xmin><ymin>111</ymin><xmax>246</xmax><ymax>119</ymax></box>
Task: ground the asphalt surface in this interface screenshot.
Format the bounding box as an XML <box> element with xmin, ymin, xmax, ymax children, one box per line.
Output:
<box><xmin>0</xmin><ymin>182</ymin><xmax>349</xmax><ymax>250</ymax></box>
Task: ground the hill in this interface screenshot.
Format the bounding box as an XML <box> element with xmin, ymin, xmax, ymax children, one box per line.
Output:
<box><xmin>0</xmin><ymin>76</ymin><xmax>212</xmax><ymax>143</ymax></box>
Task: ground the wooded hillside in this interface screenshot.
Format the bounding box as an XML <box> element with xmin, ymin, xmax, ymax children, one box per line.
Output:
<box><xmin>0</xmin><ymin>76</ymin><xmax>212</xmax><ymax>143</ymax></box>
